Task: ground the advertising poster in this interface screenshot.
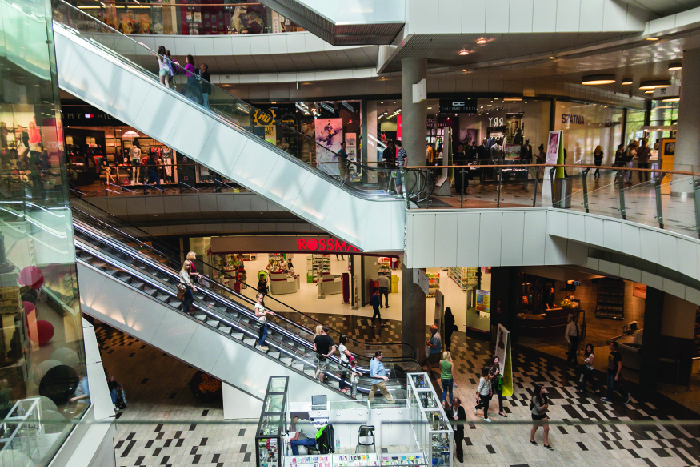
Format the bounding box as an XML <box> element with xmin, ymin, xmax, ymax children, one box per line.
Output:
<box><xmin>315</xmin><ymin>118</ymin><xmax>343</xmax><ymax>176</ymax></box>
<box><xmin>346</xmin><ymin>132</ymin><xmax>357</xmax><ymax>160</ymax></box>
<box><xmin>263</xmin><ymin>125</ymin><xmax>276</xmax><ymax>146</ymax></box>
<box><xmin>504</xmin><ymin>144</ymin><xmax>521</xmax><ymax>160</ymax></box>
<box><xmin>546</xmin><ymin>131</ymin><xmax>561</xmax><ymax>165</ymax></box>
<box><xmin>476</xmin><ymin>290</ymin><xmax>490</xmax><ymax>313</ymax></box>
<box><xmin>495</xmin><ymin>324</ymin><xmax>514</xmax><ymax>397</ymax></box>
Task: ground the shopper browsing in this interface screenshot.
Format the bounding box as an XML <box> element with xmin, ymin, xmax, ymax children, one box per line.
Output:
<box><xmin>199</xmin><ymin>63</ymin><xmax>211</xmax><ymax>110</ymax></box>
<box><xmin>254</xmin><ymin>292</ymin><xmax>275</xmax><ymax>351</ymax></box>
<box><xmin>490</xmin><ymin>356</ymin><xmax>506</xmax><ymax>417</ymax></box>
<box><xmin>369</xmin><ymin>351</ymin><xmax>394</xmax><ymax>402</ymax></box>
<box><xmin>313</xmin><ymin>326</ymin><xmax>336</xmax><ymax>383</ymax></box>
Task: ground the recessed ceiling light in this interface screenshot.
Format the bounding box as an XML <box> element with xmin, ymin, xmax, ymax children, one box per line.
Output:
<box><xmin>459</xmin><ymin>49</ymin><xmax>471</xmax><ymax>55</ymax></box>
<box><xmin>621</xmin><ymin>78</ymin><xmax>633</xmax><ymax>85</ymax></box>
<box><xmin>582</xmin><ymin>74</ymin><xmax>616</xmax><ymax>85</ymax></box>
<box><xmin>668</xmin><ymin>62</ymin><xmax>682</xmax><ymax>71</ymax></box>
<box><xmin>646</xmin><ymin>37</ymin><xmax>659</xmax><ymax>41</ymax></box>
<box><xmin>476</xmin><ymin>37</ymin><xmax>490</xmax><ymax>45</ymax></box>
<box><xmin>462</xmin><ymin>69</ymin><xmax>466</xmax><ymax>72</ymax></box>
<box><xmin>662</xmin><ymin>97</ymin><xmax>680</xmax><ymax>102</ymax></box>
<box><xmin>503</xmin><ymin>97</ymin><xmax>522</xmax><ymax>102</ymax></box>
<box><xmin>639</xmin><ymin>79</ymin><xmax>671</xmax><ymax>90</ymax></box>
<box><xmin>645</xmin><ymin>90</ymin><xmax>655</xmax><ymax>94</ymax></box>
<box><xmin>655</xmin><ymin>105</ymin><xmax>674</xmax><ymax>109</ymax></box>
<box><xmin>427</xmin><ymin>107</ymin><xmax>432</xmax><ymax>110</ymax></box>
<box><xmin>550</xmin><ymin>56</ymin><xmax>555</xmax><ymax>59</ymax></box>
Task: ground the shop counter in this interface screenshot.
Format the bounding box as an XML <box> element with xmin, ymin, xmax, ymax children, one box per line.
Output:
<box><xmin>270</xmin><ymin>272</ymin><xmax>300</xmax><ymax>295</ymax></box>
<box><xmin>517</xmin><ymin>307</ymin><xmax>575</xmax><ymax>341</ymax></box>
<box><xmin>606</xmin><ymin>333</ymin><xmax>642</xmax><ymax>371</ymax></box>
<box><xmin>319</xmin><ymin>274</ymin><xmax>342</xmax><ymax>297</ymax></box>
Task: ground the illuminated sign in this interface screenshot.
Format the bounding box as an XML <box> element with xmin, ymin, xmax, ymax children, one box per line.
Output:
<box><xmin>253</xmin><ymin>108</ymin><xmax>276</xmax><ymax>125</ymax></box>
<box><xmin>561</xmin><ymin>114</ymin><xmax>585</xmax><ymax>124</ymax></box>
<box><xmin>439</xmin><ymin>99</ymin><xmax>476</xmax><ymax>113</ymax></box>
<box><xmin>298</xmin><ymin>238</ymin><xmax>358</xmax><ymax>252</ymax></box>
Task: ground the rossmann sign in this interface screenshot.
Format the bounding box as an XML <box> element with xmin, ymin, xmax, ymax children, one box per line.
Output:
<box><xmin>298</xmin><ymin>238</ymin><xmax>358</xmax><ymax>252</ymax></box>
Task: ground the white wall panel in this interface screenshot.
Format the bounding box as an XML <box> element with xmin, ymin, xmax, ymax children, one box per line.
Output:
<box><xmin>641</xmin><ymin>271</ymin><xmax>663</xmax><ymax>290</ymax></box>
<box><xmin>485</xmin><ymin>0</ymin><xmax>510</xmax><ymax>33</ymax></box>
<box><xmin>149</xmin><ymin>311</ymin><xmax>200</xmax><ymax>360</ymax></box>
<box><xmin>461</xmin><ymin>0</ymin><xmax>487</xmax><ymax>33</ymax></box>
<box><xmin>657</xmin><ymin>233</ymin><xmax>679</xmax><ymax>271</ymax></box>
<box><xmin>677</xmin><ymin>238</ymin><xmax>698</xmax><ymax>279</ymax></box>
<box><xmin>619</xmin><ymin>264</ymin><xmax>642</xmax><ymax>283</ymax></box>
<box><xmin>566</xmin><ymin>212</ymin><xmax>585</xmax><ymax>242</ymax></box>
<box><xmin>598</xmin><ymin>259</ymin><xmax>620</xmax><ymax>276</ymax></box>
<box><xmin>438</xmin><ymin>0</ymin><xmax>463</xmax><ymax>33</ymax></box>
<box><xmin>584</xmin><ymin>215</ymin><xmax>604</xmax><ymax>245</ymax></box>
<box><xmin>411</xmin><ymin>214</ymin><xmax>436</xmax><ymax>266</ymax></box>
<box><xmin>602</xmin><ymin>219</ymin><xmax>622</xmax><ymax>251</ymax></box>
<box><xmin>556</xmin><ymin>0</ymin><xmax>582</xmax><ymax>31</ymax></box>
<box><xmin>124</xmin><ymin>294</ymin><xmax>166</xmax><ymax>343</ymax></box>
<box><xmin>620</xmin><ymin>223</ymin><xmax>642</xmax><ymax>258</ymax></box>
<box><xmin>500</xmin><ymin>211</ymin><xmax>525</xmax><ymax>266</ymax></box>
<box><xmin>639</xmin><ymin>227</ymin><xmax>661</xmax><ymax>265</ymax></box>
<box><xmin>478</xmin><ymin>211</ymin><xmax>503</xmax><ymax>265</ymax></box>
<box><xmin>521</xmin><ymin>210</ymin><xmax>547</xmax><ymax>265</ymax></box>
<box><xmin>509</xmin><ymin>0</ymin><xmax>534</xmax><ymax>33</ymax></box>
<box><xmin>547</xmin><ymin>210</ymin><xmax>568</xmax><ymax>238</ymax></box>
<box><xmin>579</xmin><ymin>0</ymin><xmax>604</xmax><ymax>31</ymax></box>
<box><xmin>663</xmin><ymin>279</ymin><xmax>686</xmax><ymax>300</ymax></box>
<box><xmin>433</xmin><ymin>212</ymin><xmax>459</xmax><ymax>266</ymax></box>
<box><xmin>456</xmin><ymin>212</ymin><xmax>481</xmax><ymax>266</ymax></box>
<box><xmin>532</xmin><ymin>0</ymin><xmax>558</xmax><ymax>32</ymax></box>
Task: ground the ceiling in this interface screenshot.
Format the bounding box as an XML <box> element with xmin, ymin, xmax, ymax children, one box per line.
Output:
<box><xmin>619</xmin><ymin>0</ymin><xmax>700</xmax><ymax>15</ymax></box>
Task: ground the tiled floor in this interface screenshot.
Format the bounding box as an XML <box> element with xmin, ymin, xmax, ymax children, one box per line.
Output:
<box><xmin>95</xmin><ymin>314</ymin><xmax>700</xmax><ymax>467</ymax></box>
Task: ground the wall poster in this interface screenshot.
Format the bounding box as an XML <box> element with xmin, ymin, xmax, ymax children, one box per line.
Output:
<box><xmin>314</xmin><ymin>118</ymin><xmax>343</xmax><ymax>176</ymax></box>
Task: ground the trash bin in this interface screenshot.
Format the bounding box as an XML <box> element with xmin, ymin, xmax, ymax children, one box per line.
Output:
<box><xmin>552</xmin><ymin>177</ymin><xmax>573</xmax><ymax>208</ymax></box>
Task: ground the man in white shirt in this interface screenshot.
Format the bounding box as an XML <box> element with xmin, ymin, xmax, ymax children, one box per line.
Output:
<box><xmin>565</xmin><ymin>314</ymin><xmax>579</xmax><ymax>365</ymax></box>
<box><xmin>377</xmin><ymin>275</ymin><xmax>390</xmax><ymax>308</ymax></box>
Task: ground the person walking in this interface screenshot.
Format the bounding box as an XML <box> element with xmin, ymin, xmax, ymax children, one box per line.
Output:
<box><xmin>377</xmin><ymin>274</ymin><xmax>390</xmax><ymax>308</ymax></box>
<box><xmin>448</xmin><ymin>396</ymin><xmax>467</xmax><ymax>463</ymax></box>
<box><xmin>603</xmin><ymin>341</ymin><xmax>630</xmax><ymax>404</ymax></box>
<box><xmin>254</xmin><ymin>292</ymin><xmax>274</xmax><ymax>351</ymax></box>
<box><xmin>144</xmin><ymin>150</ymin><xmax>161</xmax><ymax>191</ymax></box>
<box><xmin>395</xmin><ymin>139</ymin><xmax>406</xmax><ymax>195</ymax></box>
<box><xmin>440</xmin><ymin>351</ymin><xmax>456</xmax><ymax>406</ymax></box>
<box><xmin>530</xmin><ymin>384</ymin><xmax>553</xmax><ymax>450</ymax></box>
<box><xmin>592</xmin><ymin>145</ymin><xmax>603</xmax><ymax>179</ymax></box>
<box><xmin>474</xmin><ymin>367</ymin><xmax>492</xmax><ymax>421</ymax></box>
<box><xmin>578</xmin><ymin>343</ymin><xmax>600</xmax><ymax>394</ymax></box>
<box><xmin>444</xmin><ymin>307</ymin><xmax>456</xmax><ymax>352</ymax></box>
<box><xmin>199</xmin><ymin>63</ymin><xmax>211</xmax><ymax>110</ymax></box>
<box><xmin>179</xmin><ymin>260</ymin><xmax>195</xmax><ymax>314</ymax></box>
<box><xmin>369</xmin><ymin>351</ymin><xmax>395</xmax><ymax>403</ymax></box>
<box><xmin>337</xmin><ymin>335</ymin><xmax>352</xmax><ymax>393</ymax></box>
<box><xmin>370</xmin><ymin>289</ymin><xmax>383</xmax><ymax>325</ymax></box>
<box><xmin>491</xmin><ymin>356</ymin><xmax>506</xmax><ymax>417</ymax></box>
<box><xmin>337</xmin><ymin>141</ymin><xmax>350</xmax><ymax>184</ymax></box>
<box><xmin>157</xmin><ymin>46</ymin><xmax>171</xmax><ymax>88</ymax></box>
<box><xmin>349</xmin><ymin>358</ymin><xmax>360</xmax><ymax>399</ymax></box>
<box><xmin>565</xmin><ymin>314</ymin><xmax>579</xmax><ymax>365</ymax></box>
<box><xmin>637</xmin><ymin>138</ymin><xmax>651</xmax><ymax>183</ymax></box>
<box><xmin>313</xmin><ymin>326</ymin><xmax>336</xmax><ymax>383</ymax></box>
<box><xmin>427</xmin><ymin>325</ymin><xmax>442</xmax><ymax>375</ymax></box>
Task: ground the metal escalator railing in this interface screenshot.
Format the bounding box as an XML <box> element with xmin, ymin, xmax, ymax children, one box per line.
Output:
<box><xmin>74</xmin><ymin>234</ymin><xmax>412</xmax><ymax>400</ymax></box>
<box><xmin>70</xmin><ymin>194</ymin><xmax>417</xmax><ymax>361</ymax></box>
<box><xmin>52</xmin><ymin>0</ymin><xmax>414</xmax><ymax>201</ymax></box>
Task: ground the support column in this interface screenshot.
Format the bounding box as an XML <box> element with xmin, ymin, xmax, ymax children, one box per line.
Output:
<box><xmin>639</xmin><ymin>287</ymin><xmax>663</xmax><ymax>392</ymax></box>
<box><xmin>402</xmin><ymin>265</ymin><xmax>427</xmax><ymax>362</ymax></box>
<box><xmin>489</xmin><ymin>268</ymin><xmax>520</xmax><ymax>347</ymax></box>
<box><xmin>673</xmin><ymin>47</ymin><xmax>700</xmax><ymax>194</ymax></box>
<box><xmin>366</xmin><ymin>100</ymin><xmax>379</xmax><ymax>183</ymax></box>
<box><xmin>401</xmin><ymin>58</ymin><xmax>427</xmax><ymax>168</ymax></box>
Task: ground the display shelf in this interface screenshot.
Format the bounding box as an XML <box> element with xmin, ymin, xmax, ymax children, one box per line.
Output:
<box><xmin>447</xmin><ymin>267</ymin><xmax>477</xmax><ymax>291</ymax></box>
<box><xmin>285</xmin><ymin>455</ymin><xmax>332</xmax><ymax>467</ymax></box>
<box><xmin>379</xmin><ymin>454</ymin><xmax>426</xmax><ymax>466</ymax></box>
<box><xmin>334</xmin><ymin>453</ymin><xmax>379</xmax><ymax>466</ymax></box>
<box><xmin>426</xmin><ymin>273</ymin><xmax>440</xmax><ymax>298</ymax></box>
<box><xmin>256</xmin><ymin>377</ymin><xmax>288</xmax><ymax>467</ymax></box>
<box><xmin>595</xmin><ymin>278</ymin><xmax>625</xmax><ymax>320</ymax></box>
<box><xmin>307</xmin><ymin>255</ymin><xmax>331</xmax><ymax>283</ymax></box>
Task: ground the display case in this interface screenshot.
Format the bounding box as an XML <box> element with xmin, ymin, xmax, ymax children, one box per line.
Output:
<box><xmin>256</xmin><ymin>377</ymin><xmax>289</xmax><ymax>467</ymax></box>
<box><xmin>406</xmin><ymin>373</ymin><xmax>453</xmax><ymax>467</ymax></box>
<box><xmin>379</xmin><ymin>453</ymin><xmax>427</xmax><ymax>466</ymax></box>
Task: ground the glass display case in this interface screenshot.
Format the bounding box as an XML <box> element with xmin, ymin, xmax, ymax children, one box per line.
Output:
<box><xmin>406</xmin><ymin>373</ymin><xmax>453</xmax><ymax>467</ymax></box>
<box><xmin>379</xmin><ymin>453</ymin><xmax>428</xmax><ymax>466</ymax></box>
<box><xmin>256</xmin><ymin>377</ymin><xmax>289</xmax><ymax>467</ymax></box>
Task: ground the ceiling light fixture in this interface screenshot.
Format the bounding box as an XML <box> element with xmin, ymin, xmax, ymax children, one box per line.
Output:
<box><xmin>550</xmin><ymin>56</ymin><xmax>555</xmax><ymax>59</ymax></box>
<box><xmin>621</xmin><ymin>78</ymin><xmax>633</xmax><ymax>85</ymax></box>
<box><xmin>503</xmin><ymin>97</ymin><xmax>522</xmax><ymax>102</ymax></box>
<box><xmin>655</xmin><ymin>105</ymin><xmax>674</xmax><ymax>109</ymax></box>
<box><xmin>645</xmin><ymin>90</ymin><xmax>655</xmax><ymax>94</ymax></box>
<box><xmin>668</xmin><ymin>62</ymin><xmax>682</xmax><ymax>71</ymax></box>
<box><xmin>582</xmin><ymin>74</ymin><xmax>616</xmax><ymax>85</ymax></box>
<box><xmin>646</xmin><ymin>37</ymin><xmax>659</xmax><ymax>41</ymax></box>
<box><xmin>476</xmin><ymin>37</ymin><xmax>490</xmax><ymax>45</ymax></box>
<box><xmin>459</xmin><ymin>49</ymin><xmax>471</xmax><ymax>55</ymax></box>
<box><xmin>639</xmin><ymin>80</ymin><xmax>671</xmax><ymax>90</ymax></box>
<box><xmin>662</xmin><ymin>97</ymin><xmax>680</xmax><ymax>102</ymax></box>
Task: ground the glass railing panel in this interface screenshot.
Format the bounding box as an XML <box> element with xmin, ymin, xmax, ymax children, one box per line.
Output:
<box><xmin>72</xmin><ymin>1</ymin><xmax>306</xmax><ymax>36</ymax></box>
<box><xmin>53</xmin><ymin>0</ymin><xmax>402</xmax><ymax>200</ymax></box>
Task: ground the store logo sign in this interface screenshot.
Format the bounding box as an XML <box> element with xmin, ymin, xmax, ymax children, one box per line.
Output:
<box><xmin>254</xmin><ymin>109</ymin><xmax>275</xmax><ymax>125</ymax></box>
<box><xmin>561</xmin><ymin>114</ymin><xmax>585</xmax><ymax>124</ymax></box>
<box><xmin>298</xmin><ymin>238</ymin><xmax>358</xmax><ymax>252</ymax></box>
<box><xmin>488</xmin><ymin>117</ymin><xmax>504</xmax><ymax>127</ymax></box>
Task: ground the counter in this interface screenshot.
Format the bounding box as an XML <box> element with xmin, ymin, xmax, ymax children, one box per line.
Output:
<box><xmin>318</xmin><ymin>274</ymin><xmax>342</xmax><ymax>297</ymax></box>
<box><xmin>517</xmin><ymin>307</ymin><xmax>576</xmax><ymax>341</ymax></box>
<box><xmin>270</xmin><ymin>272</ymin><xmax>300</xmax><ymax>295</ymax></box>
<box><xmin>606</xmin><ymin>333</ymin><xmax>642</xmax><ymax>371</ymax></box>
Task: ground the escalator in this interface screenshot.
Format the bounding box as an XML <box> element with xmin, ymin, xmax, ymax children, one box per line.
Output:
<box><xmin>51</xmin><ymin>0</ymin><xmax>406</xmax><ymax>253</ymax></box>
<box><xmin>71</xmin><ymin>198</ymin><xmax>420</xmax><ymax>405</ymax></box>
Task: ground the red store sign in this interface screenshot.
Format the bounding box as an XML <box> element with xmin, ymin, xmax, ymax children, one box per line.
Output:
<box><xmin>298</xmin><ymin>238</ymin><xmax>358</xmax><ymax>252</ymax></box>
<box><xmin>210</xmin><ymin>235</ymin><xmax>360</xmax><ymax>254</ymax></box>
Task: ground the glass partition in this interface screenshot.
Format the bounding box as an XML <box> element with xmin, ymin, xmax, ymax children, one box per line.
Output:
<box><xmin>0</xmin><ymin>0</ymin><xmax>88</xmax><ymax>465</ymax></box>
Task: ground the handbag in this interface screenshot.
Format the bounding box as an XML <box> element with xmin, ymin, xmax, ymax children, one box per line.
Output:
<box><xmin>177</xmin><ymin>283</ymin><xmax>186</xmax><ymax>300</ymax></box>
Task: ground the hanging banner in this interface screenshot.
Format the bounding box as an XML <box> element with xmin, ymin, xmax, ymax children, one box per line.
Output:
<box><xmin>315</xmin><ymin>118</ymin><xmax>343</xmax><ymax>176</ymax></box>
<box><xmin>495</xmin><ymin>324</ymin><xmax>514</xmax><ymax>397</ymax></box>
<box><xmin>476</xmin><ymin>290</ymin><xmax>490</xmax><ymax>313</ymax></box>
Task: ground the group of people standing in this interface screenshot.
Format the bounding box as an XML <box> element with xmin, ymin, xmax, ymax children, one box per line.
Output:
<box><xmin>157</xmin><ymin>47</ymin><xmax>212</xmax><ymax>109</ymax></box>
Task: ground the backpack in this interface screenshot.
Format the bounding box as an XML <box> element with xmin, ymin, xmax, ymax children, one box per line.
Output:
<box><xmin>169</xmin><ymin>60</ymin><xmax>180</xmax><ymax>76</ymax></box>
<box><xmin>314</xmin><ymin>424</ymin><xmax>334</xmax><ymax>454</ymax></box>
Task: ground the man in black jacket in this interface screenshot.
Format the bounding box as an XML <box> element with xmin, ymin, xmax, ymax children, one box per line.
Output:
<box><xmin>199</xmin><ymin>63</ymin><xmax>211</xmax><ymax>109</ymax></box>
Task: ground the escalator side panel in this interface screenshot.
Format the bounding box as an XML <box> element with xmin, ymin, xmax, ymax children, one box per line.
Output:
<box><xmin>77</xmin><ymin>262</ymin><xmax>345</xmax><ymax>402</ymax></box>
<box><xmin>54</xmin><ymin>24</ymin><xmax>406</xmax><ymax>252</ymax></box>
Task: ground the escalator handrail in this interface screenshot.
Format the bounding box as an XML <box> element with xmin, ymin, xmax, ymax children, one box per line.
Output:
<box><xmin>52</xmin><ymin>1</ymin><xmax>405</xmax><ymax>202</ymax></box>
<box><xmin>70</xmin><ymin>194</ymin><xmax>417</xmax><ymax>357</ymax></box>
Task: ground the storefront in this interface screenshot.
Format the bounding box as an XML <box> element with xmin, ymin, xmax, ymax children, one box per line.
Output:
<box><xmin>188</xmin><ymin>234</ymin><xmax>401</xmax><ymax>310</ymax></box>
<box><xmin>62</xmin><ymin>103</ymin><xmax>231</xmax><ymax>187</ymax></box>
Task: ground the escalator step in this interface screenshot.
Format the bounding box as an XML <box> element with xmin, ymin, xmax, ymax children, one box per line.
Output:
<box><xmin>243</xmin><ymin>338</ymin><xmax>256</xmax><ymax>347</ymax></box>
<box><xmin>193</xmin><ymin>314</ymin><xmax>207</xmax><ymax>321</ymax></box>
<box><xmin>231</xmin><ymin>333</ymin><xmax>244</xmax><ymax>340</ymax></box>
<box><xmin>268</xmin><ymin>352</ymin><xmax>280</xmax><ymax>359</ymax></box>
<box><xmin>218</xmin><ymin>326</ymin><xmax>231</xmax><ymax>335</ymax></box>
<box><xmin>280</xmin><ymin>357</ymin><xmax>292</xmax><ymax>366</ymax></box>
<box><xmin>205</xmin><ymin>319</ymin><xmax>219</xmax><ymax>328</ymax></box>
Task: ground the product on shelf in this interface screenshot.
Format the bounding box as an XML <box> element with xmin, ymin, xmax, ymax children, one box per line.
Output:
<box><xmin>447</xmin><ymin>267</ymin><xmax>478</xmax><ymax>291</ymax></box>
<box><xmin>307</xmin><ymin>254</ymin><xmax>330</xmax><ymax>283</ymax></box>
<box><xmin>426</xmin><ymin>273</ymin><xmax>440</xmax><ymax>298</ymax></box>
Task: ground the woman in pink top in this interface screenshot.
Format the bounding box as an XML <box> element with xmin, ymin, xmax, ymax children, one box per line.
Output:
<box><xmin>181</xmin><ymin>54</ymin><xmax>203</xmax><ymax>105</ymax></box>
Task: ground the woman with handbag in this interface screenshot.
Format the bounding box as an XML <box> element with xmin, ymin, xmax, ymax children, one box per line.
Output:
<box><xmin>474</xmin><ymin>367</ymin><xmax>492</xmax><ymax>421</ymax></box>
<box><xmin>490</xmin><ymin>356</ymin><xmax>507</xmax><ymax>417</ymax></box>
<box><xmin>254</xmin><ymin>292</ymin><xmax>274</xmax><ymax>351</ymax></box>
<box><xmin>179</xmin><ymin>261</ymin><xmax>195</xmax><ymax>314</ymax></box>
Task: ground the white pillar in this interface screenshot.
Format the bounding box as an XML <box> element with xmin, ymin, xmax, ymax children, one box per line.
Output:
<box><xmin>673</xmin><ymin>47</ymin><xmax>700</xmax><ymax>194</ymax></box>
<box><xmin>367</xmin><ymin>100</ymin><xmax>379</xmax><ymax>183</ymax></box>
<box><xmin>401</xmin><ymin>58</ymin><xmax>427</xmax><ymax>168</ymax></box>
